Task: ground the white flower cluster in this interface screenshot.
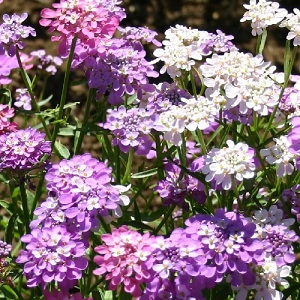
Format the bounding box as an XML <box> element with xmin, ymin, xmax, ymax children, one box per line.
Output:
<box><xmin>240</xmin><ymin>0</ymin><xmax>287</xmax><ymax>36</ymax></box>
<box><xmin>200</xmin><ymin>50</ymin><xmax>280</xmax><ymax>115</ymax></box>
<box><xmin>202</xmin><ymin>140</ymin><xmax>255</xmax><ymax>190</ymax></box>
<box><xmin>280</xmin><ymin>8</ymin><xmax>300</xmax><ymax>46</ymax></box>
<box><xmin>153</xmin><ymin>25</ymin><xmax>209</xmax><ymax>78</ymax></box>
<box><xmin>157</xmin><ymin>96</ymin><xmax>218</xmax><ymax>146</ymax></box>
<box><xmin>260</xmin><ymin>135</ymin><xmax>298</xmax><ymax>177</ymax></box>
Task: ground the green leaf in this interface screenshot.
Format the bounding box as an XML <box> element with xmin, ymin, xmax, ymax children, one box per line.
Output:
<box><xmin>37</xmin><ymin>95</ymin><xmax>53</xmax><ymax>107</ymax></box>
<box><xmin>5</xmin><ymin>212</ymin><xmax>18</xmax><ymax>245</ymax></box>
<box><xmin>58</xmin><ymin>126</ymin><xmax>75</xmax><ymax>136</ymax></box>
<box><xmin>0</xmin><ymin>285</ymin><xmax>19</xmax><ymax>299</ymax></box>
<box><xmin>131</xmin><ymin>168</ymin><xmax>158</xmax><ymax>179</ymax></box>
<box><xmin>0</xmin><ymin>200</ymin><xmax>10</xmax><ymax>211</ymax></box>
<box><xmin>54</xmin><ymin>141</ymin><xmax>70</xmax><ymax>159</ymax></box>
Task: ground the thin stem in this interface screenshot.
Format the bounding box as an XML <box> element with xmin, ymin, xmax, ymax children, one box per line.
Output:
<box><xmin>15</xmin><ymin>49</ymin><xmax>51</xmax><ymax>140</ymax></box>
<box><xmin>153</xmin><ymin>205</ymin><xmax>176</xmax><ymax>235</ymax></box>
<box><xmin>19</xmin><ymin>180</ymin><xmax>30</xmax><ymax>234</ymax></box>
<box><xmin>74</xmin><ymin>88</ymin><xmax>95</xmax><ymax>154</ymax></box>
<box><xmin>121</xmin><ymin>148</ymin><xmax>134</xmax><ymax>185</ymax></box>
<box><xmin>51</xmin><ymin>36</ymin><xmax>78</xmax><ymax>148</ymax></box>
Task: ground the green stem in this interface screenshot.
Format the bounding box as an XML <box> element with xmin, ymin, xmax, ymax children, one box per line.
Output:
<box><xmin>15</xmin><ymin>50</ymin><xmax>51</xmax><ymax>140</ymax></box>
<box><xmin>153</xmin><ymin>205</ymin><xmax>176</xmax><ymax>235</ymax></box>
<box><xmin>74</xmin><ymin>88</ymin><xmax>95</xmax><ymax>154</ymax></box>
<box><xmin>121</xmin><ymin>148</ymin><xmax>134</xmax><ymax>185</ymax></box>
<box><xmin>19</xmin><ymin>181</ymin><xmax>30</xmax><ymax>234</ymax></box>
<box><xmin>51</xmin><ymin>36</ymin><xmax>78</xmax><ymax>148</ymax></box>
<box><xmin>190</xmin><ymin>69</ymin><xmax>198</xmax><ymax>98</ymax></box>
<box><xmin>196</xmin><ymin>128</ymin><xmax>207</xmax><ymax>154</ymax></box>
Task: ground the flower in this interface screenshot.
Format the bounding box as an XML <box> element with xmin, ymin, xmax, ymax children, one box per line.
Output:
<box><xmin>152</xmin><ymin>25</ymin><xmax>210</xmax><ymax>78</ymax></box>
<box><xmin>155</xmin><ymin>161</ymin><xmax>205</xmax><ymax>209</ymax></box>
<box><xmin>14</xmin><ymin>88</ymin><xmax>32</xmax><ymax>111</ymax></box>
<box><xmin>0</xmin><ymin>52</ymin><xmax>19</xmax><ymax>84</ymax></box>
<box><xmin>32</xmin><ymin>154</ymin><xmax>129</xmax><ymax>234</ymax></box>
<box><xmin>280</xmin><ymin>8</ymin><xmax>300</xmax><ymax>46</ymax></box>
<box><xmin>30</xmin><ymin>49</ymin><xmax>63</xmax><ymax>75</ymax></box>
<box><xmin>17</xmin><ymin>226</ymin><xmax>88</xmax><ymax>290</ymax></box>
<box><xmin>260</xmin><ymin>135</ymin><xmax>298</xmax><ymax>177</ymax></box>
<box><xmin>157</xmin><ymin>96</ymin><xmax>219</xmax><ymax>146</ymax></box>
<box><xmin>0</xmin><ymin>104</ymin><xmax>17</xmax><ymax>134</ymax></box>
<box><xmin>100</xmin><ymin>105</ymin><xmax>155</xmax><ymax>154</ymax></box>
<box><xmin>201</xmin><ymin>140</ymin><xmax>256</xmax><ymax>190</ymax></box>
<box><xmin>39</xmin><ymin>0</ymin><xmax>125</xmax><ymax>56</ymax></box>
<box><xmin>94</xmin><ymin>226</ymin><xmax>156</xmax><ymax>297</ymax></box>
<box><xmin>240</xmin><ymin>0</ymin><xmax>287</xmax><ymax>36</ymax></box>
<box><xmin>43</xmin><ymin>289</ymin><xmax>92</xmax><ymax>300</ymax></box>
<box><xmin>0</xmin><ymin>13</ymin><xmax>36</xmax><ymax>56</ymax></box>
<box><xmin>0</xmin><ymin>240</ymin><xmax>11</xmax><ymax>257</ymax></box>
<box><xmin>0</xmin><ymin>127</ymin><xmax>51</xmax><ymax>172</ymax></box>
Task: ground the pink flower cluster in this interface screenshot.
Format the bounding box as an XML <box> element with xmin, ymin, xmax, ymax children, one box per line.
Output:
<box><xmin>39</xmin><ymin>0</ymin><xmax>125</xmax><ymax>56</ymax></box>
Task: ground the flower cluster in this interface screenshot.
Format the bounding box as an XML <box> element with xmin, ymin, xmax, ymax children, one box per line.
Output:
<box><xmin>31</xmin><ymin>154</ymin><xmax>129</xmax><ymax>234</ymax></box>
<box><xmin>101</xmin><ymin>106</ymin><xmax>155</xmax><ymax>154</ymax></box>
<box><xmin>201</xmin><ymin>140</ymin><xmax>256</xmax><ymax>190</ymax></box>
<box><xmin>155</xmin><ymin>161</ymin><xmax>205</xmax><ymax>209</ymax></box>
<box><xmin>240</xmin><ymin>0</ymin><xmax>287</xmax><ymax>36</ymax></box>
<box><xmin>14</xmin><ymin>88</ymin><xmax>32</xmax><ymax>111</ymax></box>
<box><xmin>280</xmin><ymin>8</ymin><xmax>300</xmax><ymax>46</ymax></box>
<box><xmin>30</xmin><ymin>49</ymin><xmax>63</xmax><ymax>75</ymax></box>
<box><xmin>76</xmin><ymin>37</ymin><xmax>158</xmax><ymax>104</ymax></box>
<box><xmin>17</xmin><ymin>226</ymin><xmax>88</xmax><ymax>290</ymax></box>
<box><xmin>287</xmin><ymin>116</ymin><xmax>300</xmax><ymax>169</ymax></box>
<box><xmin>94</xmin><ymin>226</ymin><xmax>156</xmax><ymax>297</ymax></box>
<box><xmin>157</xmin><ymin>96</ymin><xmax>219</xmax><ymax>146</ymax></box>
<box><xmin>0</xmin><ymin>13</ymin><xmax>36</xmax><ymax>56</ymax></box>
<box><xmin>0</xmin><ymin>240</ymin><xmax>11</xmax><ymax>257</ymax></box>
<box><xmin>0</xmin><ymin>104</ymin><xmax>17</xmax><ymax>134</ymax></box>
<box><xmin>39</xmin><ymin>0</ymin><xmax>125</xmax><ymax>56</ymax></box>
<box><xmin>201</xmin><ymin>50</ymin><xmax>280</xmax><ymax>118</ymax></box>
<box><xmin>281</xmin><ymin>185</ymin><xmax>300</xmax><ymax>226</ymax></box>
<box><xmin>44</xmin><ymin>289</ymin><xmax>92</xmax><ymax>300</ymax></box>
<box><xmin>0</xmin><ymin>127</ymin><xmax>51</xmax><ymax>173</ymax></box>
<box><xmin>260</xmin><ymin>135</ymin><xmax>298</xmax><ymax>177</ymax></box>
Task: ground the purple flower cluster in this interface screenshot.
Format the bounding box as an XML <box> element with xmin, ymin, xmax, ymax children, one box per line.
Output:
<box><xmin>0</xmin><ymin>13</ymin><xmax>36</xmax><ymax>57</ymax></box>
<box><xmin>30</xmin><ymin>49</ymin><xmax>63</xmax><ymax>75</ymax></box>
<box><xmin>281</xmin><ymin>184</ymin><xmax>300</xmax><ymax>225</ymax></box>
<box><xmin>76</xmin><ymin>36</ymin><xmax>158</xmax><ymax>104</ymax></box>
<box><xmin>155</xmin><ymin>161</ymin><xmax>206</xmax><ymax>209</ymax></box>
<box><xmin>288</xmin><ymin>116</ymin><xmax>300</xmax><ymax>169</ymax></box>
<box><xmin>31</xmin><ymin>154</ymin><xmax>128</xmax><ymax>234</ymax></box>
<box><xmin>101</xmin><ymin>106</ymin><xmax>155</xmax><ymax>154</ymax></box>
<box><xmin>0</xmin><ymin>104</ymin><xmax>17</xmax><ymax>134</ymax></box>
<box><xmin>14</xmin><ymin>88</ymin><xmax>32</xmax><ymax>111</ymax></box>
<box><xmin>17</xmin><ymin>226</ymin><xmax>88</xmax><ymax>290</ymax></box>
<box><xmin>0</xmin><ymin>127</ymin><xmax>51</xmax><ymax>172</ymax></box>
<box><xmin>40</xmin><ymin>0</ymin><xmax>125</xmax><ymax>56</ymax></box>
<box><xmin>44</xmin><ymin>289</ymin><xmax>92</xmax><ymax>300</ymax></box>
<box><xmin>0</xmin><ymin>240</ymin><xmax>12</xmax><ymax>257</ymax></box>
<box><xmin>94</xmin><ymin>226</ymin><xmax>156</xmax><ymax>297</ymax></box>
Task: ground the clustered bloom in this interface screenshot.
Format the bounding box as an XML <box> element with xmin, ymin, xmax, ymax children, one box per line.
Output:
<box><xmin>240</xmin><ymin>0</ymin><xmax>287</xmax><ymax>36</ymax></box>
<box><xmin>0</xmin><ymin>104</ymin><xmax>17</xmax><ymax>134</ymax></box>
<box><xmin>44</xmin><ymin>289</ymin><xmax>92</xmax><ymax>300</ymax></box>
<box><xmin>0</xmin><ymin>127</ymin><xmax>51</xmax><ymax>172</ymax></box>
<box><xmin>153</xmin><ymin>25</ymin><xmax>210</xmax><ymax>78</ymax></box>
<box><xmin>201</xmin><ymin>140</ymin><xmax>256</xmax><ymax>190</ymax></box>
<box><xmin>155</xmin><ymin>161</ymin><xmax>206</xmax><ymax>209</ymax></box>
<box><xmin>281</xmin><ymin>184</ymin><xmax>300</xmax><ymax>226</ymax></box>
<box><xmin>101</xmin><ymin>106</ymin><xmax>155</xmax><ymax>154</ymax></box>
<box><xmin>30</xmin><ymin>49</ymin><xmax>63</xmax><ymax>75</ymax></box>
<box><xmin>39</xmin><ymin>0</ymin><xmax>125</xmax><ymax>56</ymax></box>
<box><xmin>201</xmin><ymin>50</ymin><xmax>280</xmax><ymax>118</ymax></box>
<box><xmin>94</xmin><ymin>226</ymin><xmax>156</xmax><ymax>297</ymax></box>
<box><xmin>31</xmin><ymin>154</ymin><xmax>129</xmax><ymax>234</ymax></box>
<box><xmin>280</xmin><ymin>8</ymin><xmax>300</xmax><ymax>46</ymax></box>
<box><xmin>75</xmin><ymin>37</ymin><xmax>158</xmax><ymax>104</ymax></box>
<box><xmin>17</xmin><ymin>226</ymin><xmax>88</xmax><ymax>290</ymax></box>
<box><xmin>157</xmin><ymin>96</ymin><xmax>219</xmax><ymax>146</ymax></box>
<box><xmin>0</xmin><ymin>13</ymin><xmax>36</xmax><ymax>56</ymax></box>
<box><xmin>14</xmin><ymin>88</ymin><xmax>32</xmax><ymax>111</ymax></box>
<box><xmin>287</xmin><ymin>116</ymin><xmax>300</xmax><ymax>169</ymax></box>
<box><xmin>260</xmin><ymin>135</ymin><xmax>298</xmax><ymax>177</ymax></box>
<box><xmin>0</xmin><ymin>240</ymin><xmax>11</xmax><ymax>257</ymax></box>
